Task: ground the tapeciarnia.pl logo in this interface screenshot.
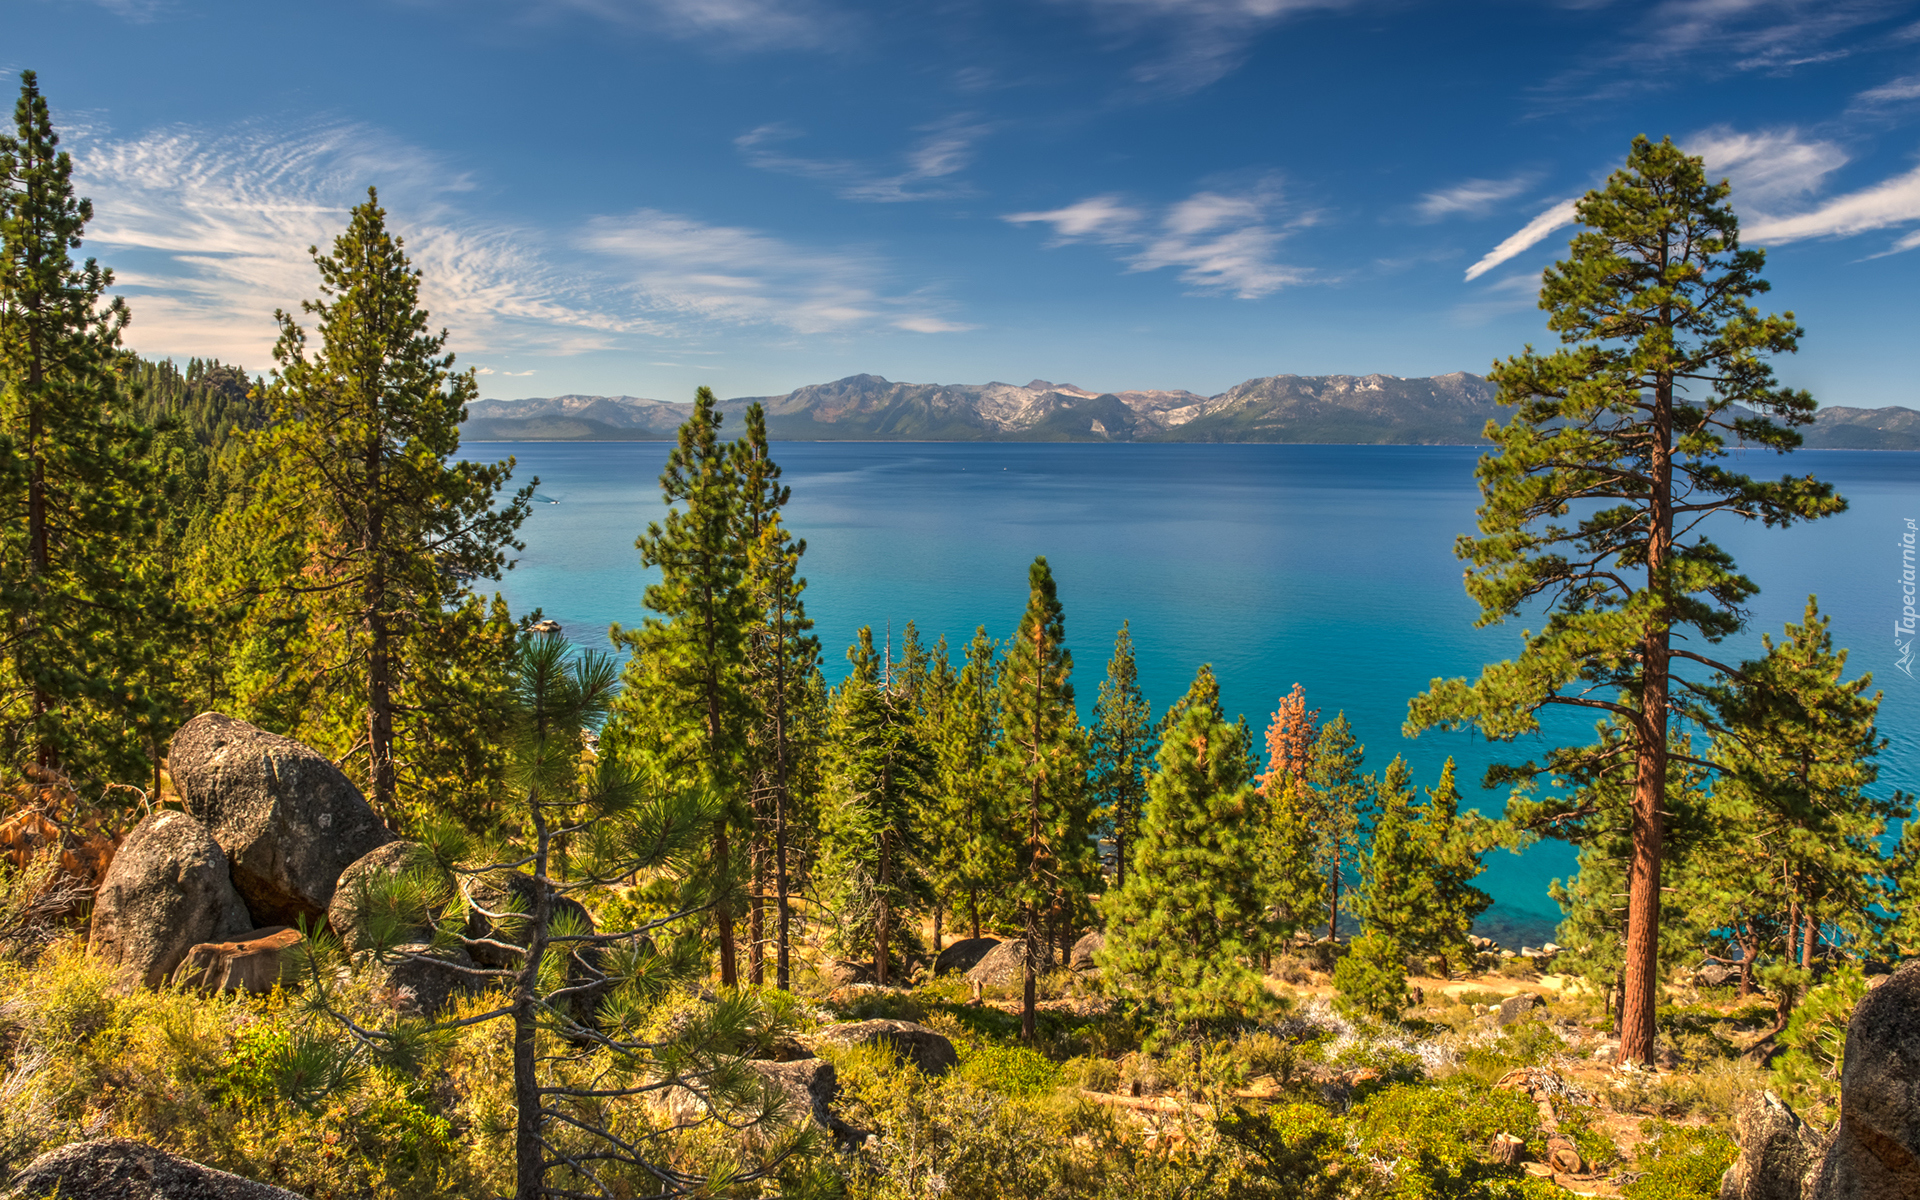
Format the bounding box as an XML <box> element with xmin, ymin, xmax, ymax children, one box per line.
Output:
<box><xmin>1898</xmin><ymin>517</ymin><xmax>1916</xmax><ymax>679</ymax></box>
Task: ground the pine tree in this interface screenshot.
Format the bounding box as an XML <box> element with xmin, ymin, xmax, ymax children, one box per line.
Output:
<box><xmin>1353</xmin><ymin>757</ymin><xmax>1423</xmax><ymax>949</ymax></box>
<box><xmin>1704</xmin><ymin>598</ymin><xmax>1902</xmax><ymax>1026</ymax></box>
<box><xmin>1413</xmin><ymin>758</ymin><xmax>1492</xmax><ymax>978</ymax></box>
<box><xmin>821</xmin><ymin>628</ymin><xmax>929</xmax><ymax>985</ymax></box>
<box><xmin>231</xmin><ymin>190</ymin><xmax>530</xmax><ymax>821</ymax></box>
<box><xmin>1090</xmin><ymin>622</ymin><xmax>1155</xmax><ymax>890</ymax></box>
<box><xmin>927</xmin><ymin>626</ymin><xmax>1007</xmax><ymax>942</ymax></box>
<box><xmin>1304</xmin><ymin>713</ymin><xmax>1370</xmax><ymax>941</ymax></box>
<box><xmin>0</xmin><ymin>71</ymin><xmax>175</xmax><ymax>786</ymax></box>
<box><xmin>736</xmin><ymin>401</ymin><xmax>817</xmax><ymax>988</ymax></box>
<box><xmin>1407</xmin><ymin>137</ymin><xmax>1844</xmax><ymax>1064</ymax></box>
<box><xmin>1255</xmin><ymin>684</ymin><xmax>1326</xmax><ymax>947</ymax></box>
<box><xmin>610</xmin><ymin>387</ymin><xmax>752</xmax><ymax>986</ymax></box>
<box><xmin>992</xmin><ymin>557</ymin><xmax>1088</xmax><ymax>1040</ymax></box>
<box><xmin>1099</xmin><ymin>669</ymin><xmax>1277</xmax><ymax>1026</ymax></box>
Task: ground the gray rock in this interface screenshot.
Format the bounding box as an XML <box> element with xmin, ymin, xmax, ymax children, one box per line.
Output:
<box><xmin>751</xmin><ymin>1059</ymin><xmax>842</xmax><ymax>1133</ymax></box>
<box><xmin>169</xmin><ymin>713</ymin><xmax>394</xmax><ymax>926</ymax></box>
<box><xmin>367</xmin><ymin>943</ymin><xmax>478</xmax><ymax>1018</ymax></box>
<box><xmin>933</xmin><ymin>937</ymin><xmax>999</xmax><ymax>977</ymax></box>
<box><xmin>965</xmin><ymin>939</ymin><xmax>1029</xmax><ymax>987</ymax></box>
<box><xmin>88</xmin><ymin>810</ymin><xmax>253</xmax><ymax>989</ymax></box>
<box><xmin>461</xmin><ymin>872</ymin><xmax>605</xmax><ymax>1023</ymax></box>
<box><xmin>9</xmin><ymin>1138</ymin><xmax>308</xmax><ymax>1198</ymax></box>
<box><xmin>1720</xmin><ymin>1090</ymin><xmax>1823</xmax><ymax>1200</ymax></box>
<box><xmin>327</xmin><ymin>841</ymin><xmax>437</xmax><ymax>952</ymax></box>
<box><xmin>1808</xmin><ymin>959</ymin><xmax>1920</xmax><ymax>1200</ymax></box>
<box><xmin>1497</xmin><ymin>992</ymin><xmax>1546</xmax><ymax>1027</ymax></box>
<box><xmin>179</xmin><ymin>926</ymin><xmax>303</xmax><ymax>995</ymax></box>
<box><xmin>1070</xmin><ymin>931</ymin><xmax>1105</xmax><ymax>972</ymax></box>
<box><xmin>1698</xmin><ymin>963</ymin><xmax>1736</xmax><ymax>988</ymax></box>
<box><xmin>815</xmin><ymin>1019</ymin><xmax>958</xmax><ymax>1076</ymax></box>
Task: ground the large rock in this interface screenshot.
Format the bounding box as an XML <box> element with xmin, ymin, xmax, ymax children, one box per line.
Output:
<box><xmin>1721</xmin><ymin>1091</ymin><xmax>1823</xmax><ymax>1200</ymax></box>
<box><xmin>1808</xmin><ymin>960</ymin><xmax>1920</xmax><ymax>1199</ymax></box>
<box><xmin>462</xmin><ymin>872</ymin><xmax>605</xmax><ymax>1022</ymax></box>
<box><xmin>327</xmin><ymin>841</ymin><xmax>437</xmax><ymax>952</ymax></box>
<box><xmin>179</xmin><ymin>927</ymin><xmax>303</xmax><ymax>995</ymax></box>
<box><xmin>169</xmin><ymin>713</ymin><xmax>394</xmax><ymax>926</ymax></box>
<box><xmin>1497</xmin><ymin>993</ymin><xmax>1546</xmax><ymax>1027</ymax></box>
<box><xmin>9</xmin><ymin>1138</ymin><xmax>308</xmax><ymax>1198</ymax></box>
<box><xmin>88</xmin><ymin>810</ymin><xmax>253</xmax><ymax>988</ymax></box>
<box><xmin>965</xmin><ymin>939</ymin><xmax>1029</xmax><ymax>987</ymax></box>
<box><xmin>367</xmin><ymin>944</ymin><xmax>478</xmax><ymax>1018</ymax></box>
<box><xmin>1071</xmin><ymin>931</ymin><xmax>1105</xmax><ymax>972</ymax></box>
<box><xmin>814</xmin><ymin>1019</ymin><xmax>958</xmax><ymax>1076</ymax></box>
<box><xmin>933</xmin><ymin>937</ymin><xmax>999</xmax><ymax>977</ymax></box>
<box><xmin>751</xmin><ymin>1059</ymin><xmax>842</xmax><ymax>1134</ymax></box>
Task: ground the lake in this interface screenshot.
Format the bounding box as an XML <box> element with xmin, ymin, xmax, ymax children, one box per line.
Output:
<box><xmin>460</xmin><ymin>439</ymin><xmax>1920</xmax><ymax>946</ymax></box>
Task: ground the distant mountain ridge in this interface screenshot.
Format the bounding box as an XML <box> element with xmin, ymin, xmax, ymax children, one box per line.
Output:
<box><xmin>462</xmin><ymin>374</ymin><xmax>1919</xmax><ymax>449</ymax></box>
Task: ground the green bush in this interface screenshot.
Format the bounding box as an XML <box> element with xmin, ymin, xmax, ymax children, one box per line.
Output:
<box><xmin>1774</xmin><ymin>965</ymin><xmax>1867</xmax><ymax>1116</ymax></box>
<box><xmin>1058</xmin><ymin>1055</ymin><xmax>1120</xmax><ymax>1093</ymax></box>
<box><xmin>1623</xmin><ymin>1120</ymin><xmax>1736</xmax><ymax>1200</ymax></box>
<box><xmin>957</xmin><ymin>1041</ymin><xmax>1059</xmax><ymax>1097</ymax></box>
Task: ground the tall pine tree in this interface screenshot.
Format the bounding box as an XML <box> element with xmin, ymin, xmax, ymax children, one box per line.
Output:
<box><xmin>610</xmin><ymin>387</ymin><xmax>751</xmax><ymax>986</ymax></box>
<box><xmin>236</xmin><ymin>190</ymin><xmax>529</xmax><ymax>822</ymax></box>
<box><xmin>1408</xmin><ymin>137</ymin><xmax>1846</xmax><ymax>1064</ymax></box>
<box><xmin>1100</xmin><ymin>669</ymin><xmax>1278</xmax><ymax>1026</ymax></box>
<box><xmin>1305</xmin><ymin>713</ymin><xmax>1370</xmax><ymax>940</ymax></box>
<box><xmin>1090</xmin><ymin>622</ymin><xmax>1154</xmax><ymax>890</ymax></box>
<box><xmin>0</xmin><ymin>71</ymin><xmax>172</xmax><ymax>786</ymax></box>
<box><xmin>992</xmin><ymin>557</ymin><xmax>1088</xmax><ymax>1040</ymax></box>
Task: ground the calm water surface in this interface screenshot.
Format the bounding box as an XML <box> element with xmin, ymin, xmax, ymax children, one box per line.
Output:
<box><xmin>462</xmin><ymin>440</ymin><xmax>1920</xmax><ymax>944</ymax></box>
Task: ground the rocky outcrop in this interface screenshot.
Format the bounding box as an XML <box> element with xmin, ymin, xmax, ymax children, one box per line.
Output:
<box><xmin>169</xmin><ymin>713</ymin><xmax>393</xmax><ymax>926</ymax></box>
<box><xmin>1808</xmin><ymin>960</ymin><xmax>1920</xmax><ymax>1199</ymax></box>
<box><xmin>1071</xmin><ymin>931</ymin><xmax>1104</xmax><ymax>972</ymax></box>
<box><xmin>1721</xmin><ymin>1091</ymin><xmax>1823</xmax><ymax>1200</ymax></box>
<box><xmin>751</xmin><ymin>1059</ymin><xmax>842</xmax><ymax>1134</ymax></box>
<box><xmin>327</xmin><ymin>841</ymin><xmax>437</xmax><ymax>952</ymax></box>
<box><xmin>179</xmin><ymin>926</ymin><xmax>303</xmax><ymax>995</ymax></box>
<box><xmin>88</xmin><ymin>810</ymin><xmax>253</xmax><ymax>988</ymax></box>
<box><xmin>1497</xmin><ymin>993</ymin><xmax>1546</xmax><ymax>1026</ymax></box>
<box><xmin>933</xmin><ymin>937</ymin><xmax>999</xmax><ymax>977</ymax></box>
<box><xmin>814</xmin><ymin>1019</ymin><xmax>958</xmax><ymax>1077</ymax></box>
<box><xmin>965</xmin><ymin>939</ymin><xmax>1028</xmax><ymax>987</ymax></box>
<box><xmin>9</xmin><ymin>1138</ymin><xmax>308</xmax><ymax>1198</ymax></box>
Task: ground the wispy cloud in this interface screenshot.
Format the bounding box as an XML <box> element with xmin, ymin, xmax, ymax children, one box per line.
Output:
<box><xmin>1851</xmin><ymin>74</ymin><xmax>1920</xmax><ymax>108</ymax></box>
<box><xmin>1415</xmin><ymin>175</ymin><xmax>1534</xmax><ymax>222</ymax></box>
<box><xmin>73</xmin><ymin>120</ymin><xmax>633</xmax><ymax>365</ymax></box>
<box><xmin>539</xmin><ymin>0</ymin><xmax>844</xmax><ymax>49</ymax></box>
<box><xmin>1688</xmin><ymin>124</ymin><xmax>1920</xmax><ymax>251</ymax></box>
<box><xmin>1535</xmin><ymin>0</ymin><xmax>1900</xmax><ymax>106</ymax></box>
<box><xmin>1061</xmin><ymin>0</ymin><xmax>1361</xmax><ymax>93</ymax></box>
<box><xmin>736</xmin><ymin>116</ymin><xmax>991</xmax><ymax>202</ymax></box>
<box><xmin>1005</xmin><ymin>180</ymin><xmax>1311</xmax><ymax>298</ymax></box>
<box><xmin>580</xmin><ymin>208</ymin><xmax>971</xmax><ymax>333</ymax></box>
<box><xmin>1463</xmin><ymin>199</ymin><xmax>1578</xmax><ymax>281</ymax></box>
<box><xmin>71</xmin><ymin>117</ymin><xmax>968</xmax><ymax>365</ymax></box>
<box><xmin>1688</xmin><ymin>125</ymin><xmax>1848</xmax><ymax>205</ymax></box>
<box><xmin>1746</xmin><ymin>162</ymin><xmax>1920</xmax><ymax>245</ymax></box>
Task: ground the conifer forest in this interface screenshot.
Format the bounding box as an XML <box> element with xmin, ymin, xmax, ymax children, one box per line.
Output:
<box><xmin>1</xmin><ymin>70</ymin><xmax>1915</xmax><ymax>1200</ymax></box>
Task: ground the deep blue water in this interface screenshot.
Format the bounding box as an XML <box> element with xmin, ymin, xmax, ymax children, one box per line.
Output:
<box><xmin>461</xmin><ymin>440</ymin><xmax>1920</xmax><ymax>945</ymax></box>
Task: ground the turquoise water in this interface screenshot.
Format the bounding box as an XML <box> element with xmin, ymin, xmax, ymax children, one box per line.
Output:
<box><xmin>461</xmin><ymin>440</ymin><xmax>1920</xmax><ymax>945</ymax></box>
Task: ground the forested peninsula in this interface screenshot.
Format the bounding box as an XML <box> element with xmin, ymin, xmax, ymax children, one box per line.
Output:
<box><xmin>3</xmin><ymin>71</ymin><xmax>1918</xmax><ymax>1200</ymax></box>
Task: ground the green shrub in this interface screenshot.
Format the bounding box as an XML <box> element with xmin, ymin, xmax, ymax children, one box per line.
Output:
<box><xmin>1623</xmin><ymin>1120</ymin><xmax>1736</xmax><ymax>1200</ymax></box>
<box><xmin>1774</xmin><ymin>965</ymin><xmax>1867</xmax><ymax>1116</ymax></box>
<box><xmin>957</xmin><ymin>1041</ymin><xmax>1059</xmax><ymax>1097</ymax></box>
<box><xmin>1058</xmin><ymin>1055</ymin><xmax>1120</xmax><ymax>1093</ymax></box>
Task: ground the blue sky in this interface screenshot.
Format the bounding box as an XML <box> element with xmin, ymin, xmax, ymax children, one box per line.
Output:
<box><xmin>11</xmin><ymin>0</ymin><xmax>1920</xmax><ymax>405</ymax></box>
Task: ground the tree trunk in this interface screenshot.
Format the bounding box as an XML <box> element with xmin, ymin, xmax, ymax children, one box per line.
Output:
<box><xmin>969</xmin><ymin>888</ymin><xmax>980</xmax><ymax>940</ymax></box>
<box><xmin>1021</xmin><ymin>902</ymin><xmax>1039</xmax><ymax>1043</ymax></box>
<box><xmin>703</xmin><ymin>585</ymin><xmax>737</xmax><ymax>989</ymax></box>
<box><xmin>876</xmin><ymin>838</ymin><xmax>891</xmax><ymax>987</ymax></box>
<box><xmin>1619</xmin><ymin>372</ymin><xmax>1676</xmax><ymax>1069</ymax></box>
<box><xmin>748</xmin><ymin>829</ymin><xmax>765</xmax><ymax>986</ymax></box>
<box><xmin>933</xmin><ymin>903</ymin><xmax>943</xmax><ymax>955</ymax></box>
<box><xmin>26</xmin><ymin>331</ymin><xmax>51</xmax><ymax>769</ymax></box>
<box><xmin>1327</xmin><ymin>855</ymin><xmax>1339</xmax><ymax>943</ymax></box>
<box><xmin>513</xmin><ymin>806</ymin><xmax>553</xmax><ymax>1200</ymax></box>
<box><xmin>1800</xmin><ymin>912</ymin><xmax>1816</xmax><ymax>971</ymax></box>
<box><xmin>774</xmin><ymin>621</ymin><xmax>791</xmax><ymax>992</ymax></box>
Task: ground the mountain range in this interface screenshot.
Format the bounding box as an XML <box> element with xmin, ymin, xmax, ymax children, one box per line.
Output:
<box><xmin>462</xmin><ymin>373</ymin><xmax>1920</xmax><ymax>449</ymax></box>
